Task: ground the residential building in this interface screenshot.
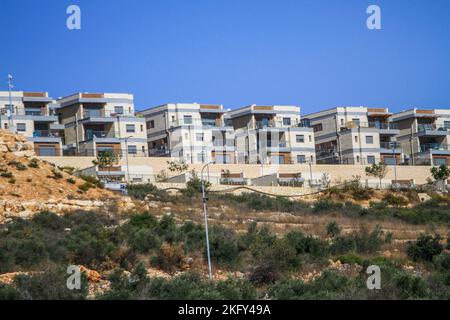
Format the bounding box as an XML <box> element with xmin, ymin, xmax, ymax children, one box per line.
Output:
<box><xmin>56</xmin><ymin>93</ymin><xmax>147</xmax><ymax>157</ymax></box>
<box><xmin>0</xmin><ymin>91</ymin><xmax>64</xmax><ymax>156</ymax></box>
<box><xmin>139</xmin><ymin>103</ymin><xmax>236</xmax><ymax>164</ymax></box>
<box><xmin>228</xmin><ymin>105</ymin><xmax>316</xmax><ymax>164</ymax></box>
<box><xmin>303</xmin><ymin>106</ymin><xmax>401</xmax><ymax>165</ymax></box>
<box><xmin>391</xmin><ymin>108</ymin><xmax>450</xmax><ymax>166</ymax></box>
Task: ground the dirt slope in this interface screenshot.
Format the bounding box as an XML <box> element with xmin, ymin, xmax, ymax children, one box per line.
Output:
<box><xmin>0</xmin><ymin>130</ymin><xmax>129</xmax><ymax>222</ymax></box>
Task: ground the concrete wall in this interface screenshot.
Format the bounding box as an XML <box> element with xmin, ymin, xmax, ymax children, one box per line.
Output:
<box><xmin>39</xmin><ymin>156</ymin><xmax>436</xmax><ymax>185</ymax></box>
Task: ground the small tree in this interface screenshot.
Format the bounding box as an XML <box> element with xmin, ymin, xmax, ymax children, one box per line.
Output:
<box><xmin>365</xmin><ymin>162</ymin><xmax>388</xmax><ymax>189</ymax></box>
<box><xmin>430</xmin><ymin>164</ymin><xmax>450</xmax><ymax>192</ymax></box>
<box><xmin>92</xmin><ymin>151</ymin><xmax>120</xmax><ymax>177</ymax></box>
<box><xmin>167</xmin><ymin>159</ymin><xmax>189</xmax><ymax>174</ymax></box>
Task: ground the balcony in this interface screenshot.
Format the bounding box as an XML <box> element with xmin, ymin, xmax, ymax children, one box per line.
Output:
<box><xmin>368</xmin><ymin>121</ymin><xmax>398</xmax><ymax>130</ymax></box>
<box><xmin>417</xmin><ymin>124</ymin><xmax>448</xmax><ymax>136</ymax></box>
<box><xmin>149</xmin><ymin>148</ymin><xmax>170</xmax><ymax>156</ymax></box>
<box><xmin>84</xmin><ymin>130</ymin><xmax>117</xmax><ymax>141</ymax></box>
<box><xmin>29</xmin><ymin>130</ymin><xmax>63</xmax><ymax>143</ymax></box>
<box><xmin>420</xmin><ymin>143</ymin><xmax>449</xmax><ymax>152</ymax></box>
<box><xmin>83</xmin><ymin>110</ymin><xmax>134</xmax><ymax>119</ymax></box>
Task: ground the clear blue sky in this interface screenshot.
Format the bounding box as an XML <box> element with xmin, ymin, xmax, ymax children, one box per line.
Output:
<box><xmin>0</xmin><ymin>0</ymin><xmax>449</xmax><ymax>113</ymax></box>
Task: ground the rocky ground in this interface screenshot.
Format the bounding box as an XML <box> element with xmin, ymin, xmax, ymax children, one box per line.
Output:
<box><xmin>0</xmin><ymin>130</ymin><xmax>138</xmax><ymax>223</ymax></box>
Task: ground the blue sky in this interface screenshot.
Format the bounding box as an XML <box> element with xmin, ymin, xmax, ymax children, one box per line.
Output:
<box><xmin>0</xmin><ymin>0</ymin><xmax>449</xmax><ymax>113</ymax></box>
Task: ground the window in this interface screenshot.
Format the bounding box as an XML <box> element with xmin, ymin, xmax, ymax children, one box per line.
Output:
<box><xmin>366</xmin><ymin>136</ymin><xmax>374</xmax><ymax>144</ymax></box>
<box><xmin>312</xmin><ymin>123</ymin><xmax>323</xmax><ymax>132</ymax></box>
<box><xmin>171</xmin><ymin>116</ymin><xmax>175</xmax><ymax>122</ymax></box>
<box><xmin>140</xmin><ymin>124</ymin><xmax>144</xmax><ymax>131</ymax></box>
<box><xmin>271</xmin><ymin>155</ymin><xmax>285</xmax><ymax>164</ymax></box>
<box><xmin>127</xmin><ymin>145</ymin><xmax>137</xmax><ymax>155</ymax></box>
<box><xmin>37</xmin><ymin>146</ymin><xmax>56</xmax><ymax>156</ymax></box>
<box><xmin>354</xmin><ymin>136</ymin><xmax>358</xmax><ymax>143</ymax></box>
<box><xmin>126</xmin><ymin>124</ymin><xmax>135</xmax><ymax>133</ymax></box>
<box><xmin>367</xmin><ymin>156</ymin><xmax>376</xmax><ymax>164</ymax></box>
<box><xmin>16</xmin><ymin>123</ymin><xmax>26</xmax><ymax>132</ymax></box>
<box><xmin>383</xmin><ymin>156</ymin><xmax>397</xmax><ymax>165</ymax></box>
<box><xmin>444</xmin><ymin>121</ymin><xmax>450</xmax><ymax>129</ymax></box>
<box><xmin>197</xmin><ymin>153</ymin><xmax>205</xmax><ymax>163</ymax></box>
<box><xmin>147</xmin><ymin>120</ymin><xmax>154</xmax><ymax>129</ymax></box>
<box><xmin>309</xmin><ymin>135</ymin><xmax>312</xmax><ymax>142</ymax></box>
<box><xmin>184</xmin><ymin>115</ymin><xmax>193</xmax><ymax>124</ymax></box>
<box><xmin>297</xmin><ymin>155</ymin><xmax>306</xmax><ymax>163</ymax></box>
<box><xmin>356</xmin><ymin>156</ymin><xmax>360</xmax><ymax>163</ymax></box>
<box><xmin>283</xmin><ymin>117</ymin><xmax>291</xmax><ymax>126</ymax></box>
<box><xmin>433</xmin><ymin>158</ymin><xmax>447</xmax><ymax>166</ymax></box>
<box><xmin>196</xmin><ymin>133</ymin><xmax>204</xmax><ymax>141</ymax></box>
<box><xmin>340</xmin><ymin>119</ymin><xmax>344</xmax><ymax>126</ymax></box>
<box><xmin>296</xmin><ymin>135</ymin><xmax>305</xmax><ymax>143</ymax></box>
<box><xmin>352</xmin><ymin>118</ymin><xmax>361</xmax><ymax>126</ymax></box>
<box><xmin>114</xmin><ymin>106</ymin><xmax>124</xmax><ymax>115</ymax></box>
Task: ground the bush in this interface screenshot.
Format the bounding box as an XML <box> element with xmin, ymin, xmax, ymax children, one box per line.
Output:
<box><xmin>153</xmin><ymin>242</ymin><xmax>186</xmax><ymax>274</ymax></box>
<box><xmin>28</xmin><ymin>158</ymin><xmax>39</xmax><ymax>168</ymax></box>
<box><xmin>249</xmin><ymin>261</ymin><xmax>282</xmax><ymax>285</ymax></box>
<box><xmin>383</xmin><ymin>193</ymin><xmax>408</xmax><ymax>207</ymax></box>
<box><xmin>284</xmin><ymin>230</ymin><xmax>329</xmax><ymax>260</ymax></box>
<box><xmin>207</xmin><ymin>225</ymin><xmax>239</xmax><ymax>267</ymax></box>
<box><xmin>66</xmin><ymin>178</ymin><xmax>76</xmax><ymax>184</ymax></box>
<box><xmin>8</xmin><ymin>160</ymin><xmax>27</xmax><ymax>171</ymax></box>
<box><xmin>14</xmin><ymin>266</ymin><xmax>88</xmax><ymax>300</ymax></box>
<box><xmin>0</xmin><ymin>171</ymin><xmax>13</xmax><ymax>178</ymax></box>
<box><xmin>313</xmin><ymin>199</ymin><xmax>343</xmax><ymax>212</ymax></box>
<box><xmin>407</xmin><ymin>234</ymin><xmax>443</xmax><ymax>262</ymax></box>
<box><xmin>326</xmin><ymin>221</ymin><xmax>341</xmax><ymax>238</ymax></box>
<box><xmin>51</xmin><ymin>168</ymin><xmax>63</xmax><ymax>179</ymax></box>
<box><xmin>330</xmin><ymin>225</ymin><xmax>392</xmax><ymax>255</ymax></box>
<box><xmin>79</xmin><ymin>175</ymin><xmax>103</xmax><ymax>188</ymax></box>
<box><xmin>127</xmin><ymin>184</ymin><xmax>169</xmax><ymax>201</ymax></box>
<box><xmin>336</xmin><ymin>252</ymin><xmax>364</xmax><ymax>265</ymax></box>
<box><xmin>77</xmin><ymin>182</ymin><xmax>94</xmax><ymax>192</ymax></box>
<box><xmin>0</xmin><ymin>283</ymin><xmax>20</xmax><ymax>300</ymax></box>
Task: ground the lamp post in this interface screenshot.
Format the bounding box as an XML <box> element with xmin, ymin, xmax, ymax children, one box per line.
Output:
<box><xmin>391</xmin><ymin>141</ymin><xmax>399</xmax><ymax>189</ymax></box>
<box><xmin>201</xmin><ymin>162</ymin><xmax>214</xmax><ymax>279</ymax></box>
<box><xmin>7</xmin><ymin>74</ymin><xmax>14</xmax><ymax>133</ymax></box>
<box><xmin>121</xmin><ymin>136</ymin><xmax>132</xmax><ymax>183</ymax></box>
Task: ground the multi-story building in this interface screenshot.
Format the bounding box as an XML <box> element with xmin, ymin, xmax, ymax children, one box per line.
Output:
<box><xmin>228</xmin><ymin>105</ymin><xmax>316</xmax><ymax>164</ymax></box>
<box><xmin>391</xmin><ymin>108</ymin><xmax>450</xmax><ymax>166</ymax></box>
<box><xmin>303</xmin><ymin>107</ymin><xmax>401</xmax><ymax>165</ymax></box>
<box><xmin>139</xmin><ymin>103</ymin><xmax>236</xmax><ymax>164</ymax></box>
<box><xmin>0</xmin><ymin>91</ymin><xmax>64</xmax><ymax>156</ymax></box>
<box><xmin>56</xmin><ymin>93</ymin><xmax>147</xmax><ymax>157</ymax></box>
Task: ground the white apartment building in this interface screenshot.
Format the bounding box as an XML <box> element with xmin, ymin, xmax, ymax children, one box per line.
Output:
<box><xmin>0</xmin><ymin>91</ymin><xmax>64</xmax><ymax>156</ymax></box>
<box><xmin>391</xmin><ymin>108</ymin><xmax>450</xmax><ymax>166</ymax></box>
<box><xmin>303</xmin><ymin>107</ymin><xmax>401</xmax><ymax>165</ymax></box>
<box><xmin>139</xmin><ymin>103</ymin><xmax>236</xmax><ymax>164</ymax></box>
<box><xmin>228</xmin><ymin>105</ymin><xmax>316</xmax><ymax>164</ymax></box>
<box><xmin>56</xmin><ymin>93</ymin><xmax>147</xmax><ymax>157</ymax></box>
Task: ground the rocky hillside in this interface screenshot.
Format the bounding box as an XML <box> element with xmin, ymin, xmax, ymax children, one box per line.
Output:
<box><xmin>0</xmin><ymin>130</ymin><xmax>132</xmax><ymax>222</ymax></box>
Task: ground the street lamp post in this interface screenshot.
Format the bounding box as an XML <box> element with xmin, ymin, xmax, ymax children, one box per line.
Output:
<box><xmin>392</xmin><ymin>141</ymin><xmax>399</xmax><ymax>189</ymax></box>
<box><xmin>201</xmin><ymin>162</ymin><xmax>214</xmax><ymax>279</ymax></box>
<box><xmin>122</xmin><ymin>136</ymin><xmax>132</xmax><ymax>183</ymax></box>
<box><xmin>7</xmin><ymin>74</ymin><xmax>14</xmax><ymax>133</ymax></box>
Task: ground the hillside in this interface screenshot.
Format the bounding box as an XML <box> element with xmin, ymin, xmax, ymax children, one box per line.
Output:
<box><xmin>0</xmin><ymin>130</ymin><xmax>132</xmax><ymax>222</ymax></box>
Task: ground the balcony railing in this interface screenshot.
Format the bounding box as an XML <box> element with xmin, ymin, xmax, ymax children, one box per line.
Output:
<box><xmin>417</xmin><ymin>123</ymin><xmax>449</xmax><ymax>133</ymax></box>
<box><xmin>343</xmin><ymin>121</ymin><xmax>398</xmax><ymax>130</ymax></box>
<box><xmin>0</xmin><ymin>109</ymin><xmax>50</xmax><ymax>116</ymax></box>
<box><xmin>83</xmin><ymin>110</ymin><xmax>134</xmax><ymax>118</ymax></box>
<box><xmin>33</xmin><ymin>130</ymin><xmax>63</xmax><ymax>138</ymax></box>
<box><xmin>149</xmin><ymin>148</ymin><xmax>170</xmax><ymax>156</ymax></box>
<box><xmin>84</xmin><ymin>130</ymin><xmax>116</xmax><ymax>140</ymax></box>
<box><xmin>420</xmin><ymin>143</ymin><xmax>449</xmax><ymax>152</ymax></box>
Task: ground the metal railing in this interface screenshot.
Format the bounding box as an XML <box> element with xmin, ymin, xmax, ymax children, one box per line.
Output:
<box><xmin>342</xmin><ymin>121</ymin><xmax>398</xmax><ymax>130</ymax></box>
<box><xmin>84</xmin><ymin>130</ymin><xmax>117</xmax><ymax>140</ymax></box>
<box><xmin>63</xmin><ymin>148</ymin><xmax>148</xmax><ymax>157</ymax></box>
<box><xmin>33</xmin><ymin>130</ymin><xmax>63</xmax><ymax>138</ymax></box>
<box><xmin>149</xmin><ymin>148</ymin><xmax>171</xmax><ymax>156</ymax></box>
<box><xmin>83</xmin><ymin>110</ymin><xmax>134</xmax><ymax>118</ymax></box>
<box><xmin>420</xmin><ymin>143</ymin><xmax>448</xmax><ymax>152</ymax></box>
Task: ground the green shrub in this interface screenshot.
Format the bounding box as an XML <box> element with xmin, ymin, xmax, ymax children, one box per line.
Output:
<box><xmin>336</xmin><ymin>252</ymin><xmax>364</xmax><ymax>265</ymax></box>
<box><xmin>66</xmin><ymin>178</ymin><xmax>76</xmax><ymax>184</ymax></box>
<box><xmin>28</xmin><ymin>158</ymin><xmax>39</xmax><ymax>168</ymax></box>
<box><xmin>0</xmin><ymin>171</ymin><xmax>13</xmax><ymax>178</ymax></box>
<box><xmin>313</xmin><ymin>199</ymin><xmax>343</xmax><ymax>212</ymax></box>
<box><xmin>8</xmin><ymin>177</ymin><xmax>16</xmax><ymax>184</ymax></box>
<box><xmin>330</xmin><ymin>225</ymin><xmax>392</xmax><ymax>255</ymax></box>
<box><xmin>249</xmin><ymin>261</ymin><xmax>282</xmax><ymax>285</ymax></box>
<box><xmin>79</xmin><ymin>175</ymin><xmax>103</xmax><ymax>188</ymax></box>
<box><xmin>207</xmin><ymin>225</ymin><xmax>239</xmax><ymax>267</ymax></box>
<box><xmin>0</xmin><ymin>283</ymin><xmax>21</xmax><ymax>300</ymax></box>
<box><xmin>8</xmin><ymin>160</ymin><xmax>27</xmax><ymax>171</ymax></box>
<box><xmin>407</xmin><ymin>234</ymin><xmax>443</xmax><ymax>262</ymax></box>
<box><xmin>433</xmin><ymin>253</ymin><xmax>450</xmax><ymax>272</ymax></box>
<box><xmin>326</xmin><ymin>221</ymin><xmax>341</xmax><ymax>238</ymax></box>
<box><xmin>51</xmin><ymin>168</ymin><xmax>63</xmax><ymax>179</ymax></box>
<box><xmin>383</xmin><ymin>193</ymin><xmax>408</xmax><ymax>207</ymax></box>
<box><xmin>127</xmin><ymin>183</ymin><xmax>170</xmax><ymax>201</ymax></box>
<box><xmin>284</xmin><ymin>230</ymin><xmax>329</xmax><ymax>260</ymax></box>
<box><xmin>77</xmin><ymin>182</ymin><xmax>94</xmax><ymax>192</ymax></box>
<box><xmin>14</xmin><ymin>266</ymin><xmax>88</xmax><ymax>300</ymax></box>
